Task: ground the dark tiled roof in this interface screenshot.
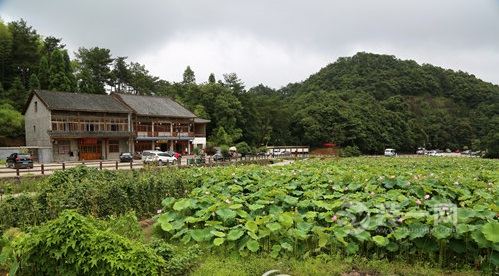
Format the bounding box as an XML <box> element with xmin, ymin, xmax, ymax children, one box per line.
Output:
<box><xmin>194</xmin><ymin>118</ymin><xmax>210</xmax><ymax>123</ymax></box>
<box><xmin>35</xmin><ymin>90</ymin><xmax>131</xmax><ymax>113</ymax></box>
<box><xmin>113</xmin><ymin>93</ymin><xmax>196</xmax><ymax>118</ymax></box>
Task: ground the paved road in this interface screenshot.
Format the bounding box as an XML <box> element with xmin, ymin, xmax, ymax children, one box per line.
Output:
<box><xmin>0</xmin><ymin>155</ymin><xmax>278</xmax><ymax>178</ymax></box>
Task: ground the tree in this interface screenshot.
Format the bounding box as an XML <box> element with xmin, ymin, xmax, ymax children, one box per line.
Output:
<box><xmin>111</xmin><ymin>56</ymin><xmax>130</xmax><ymax>93</ymax></box>
<box><xmin>75</xmin><ymin>47</ymin><xmax>113</xmax><ymax>94</ymax></box>
<box><xmin>41</xmin><ymin>36</ymin><xmax>65</xmax><ymax>57</ymax></box>
<box><xmin>6</xmin><ymin>77</ymin><xmax>27</xmax><ymax>111</ymax></box>
<box><xmin>0</xmin><ymin>20</ymin><xmax>13</xmax><ymax>86</ymax></box>
<box><xmin>49</xmin><ymin>49</ymin><xmax>72</xmax><ymax>91</ymax></box>
<box><xmin>208</xmin><ymin>73</ymin><xmax>216</xmax><ymax>84</ymax></box>
<box><xmin>182</xmin><ymin>66</ymin><xmax>195</xmax><ymax>84</ymax></box>
<box><xmin>7</xmin><ymin>20</ymin><xmax>41</xmax><ymax>87</ymax></box>
<box><xmin>0</xmin><ymin>102</ymin><xmax>24</xmax><ymax>138</ymax></box>
<box><xmin>37</xmin><ymin>56</ymin><xmax>50</xmax><ymax>89</ymax></box>
<box><xmin>223</xmin><ymin>73</ymin><xmax>245</xmax><ymax>94</ymax></box>
<box><xmin>28</xmin><ymin>73</ymin><xmax>40</xmax><ymax>90</ymax></box>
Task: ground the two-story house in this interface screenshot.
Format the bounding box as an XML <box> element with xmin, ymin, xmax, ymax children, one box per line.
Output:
<box><xmin>24</xmin><ymin>90</ymin><xmax>209</xmax><ymax>162</ymax></box>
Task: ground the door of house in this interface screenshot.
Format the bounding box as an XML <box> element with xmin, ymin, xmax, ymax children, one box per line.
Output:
<box><xmin>79</xmin><ymin>139</ymin><xmax>101</xmax><ymax>160</ymax></box>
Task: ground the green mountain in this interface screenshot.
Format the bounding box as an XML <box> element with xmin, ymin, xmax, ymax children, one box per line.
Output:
<box><xmin>265</xmin><ymin>53</ymin><xmax>499</xmax><ymax>156</ymax></box>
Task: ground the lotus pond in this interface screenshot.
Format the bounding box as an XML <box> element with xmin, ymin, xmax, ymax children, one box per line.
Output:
<box><xmin>156</xmin><ymin>157</ymin><xmax>499</xmax><ymax>269</ymax></box>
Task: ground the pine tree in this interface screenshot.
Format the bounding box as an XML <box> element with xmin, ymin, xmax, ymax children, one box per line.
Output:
<box><xmin>208</xmin><ymin>73</ymin><xmax>216</xmax><ymax>84</ymax></box>
<box><xmin>38</xmin><ymin>56</ymin><xmax>50</xmax><ymax>89</ymax></box>
<box><xmin>7</xmin><ymin>77</ymin><xmax>27</xmax><ymax>111</ymax></box>
<box><xmin>182</xmin><ymin>66</ymin><xmax>195</xmax><ymax>84</ymax></box>
<box><xmin>49</xmin><ymin>49</ymin><xmax>71</xmax><ymax>91</ymax></box>
<box><xmin>28</xmin><ymin>73</ymin><xmax>40</xmax><ymax>90</ymax></box>
<box><xmin>62</xmin><ymin>50</ymin><xmax>76</xmax><ymax>91</ymax></box>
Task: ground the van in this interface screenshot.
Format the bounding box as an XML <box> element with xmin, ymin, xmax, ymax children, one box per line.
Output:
<box><xmin>384</xmin><ymin>149</ymin><xmax>397</xmax><ymax>157</ymax></box>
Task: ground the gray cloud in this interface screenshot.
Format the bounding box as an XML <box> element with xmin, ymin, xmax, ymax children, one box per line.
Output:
<box><xmin>1</xmin><ymin>0</ymin><xmax>498</xmax><ymax>87</ymax></box>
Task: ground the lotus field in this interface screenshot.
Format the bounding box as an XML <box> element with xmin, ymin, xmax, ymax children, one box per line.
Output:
<box><xmin>156</xmin><ymin>157</ymin><xmax>499</xmax><ymax>268</ymax></box>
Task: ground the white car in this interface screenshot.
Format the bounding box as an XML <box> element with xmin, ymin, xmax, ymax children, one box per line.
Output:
<box><xmin>384</xmin><ymin>148</ymin><xmax>397</xmax><ymax>157</ymax></box>
<box><xmin>143</xmin><ymin>151</ymin><xmax>177</xmax><ymax>165</ymax></box>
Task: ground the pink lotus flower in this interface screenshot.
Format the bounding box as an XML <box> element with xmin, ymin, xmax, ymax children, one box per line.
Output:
<box><xmin>332</xmin><ymin>215</ymin><xmax>338</xmax><ymax>222</ymax></box>
<box><xmin>156</xmin><ymin>209</ymin><xmax>162</xmax><ymax>214</ymax></box>
<box><xmin>424</xmin><ymin>194</ymin><xmax>430</xmax><ymax>200</ymax></box>
<box><xmin>416</xmin><ymin>199</ymin><xmax>422</xmax><ymax>205</ymax></box>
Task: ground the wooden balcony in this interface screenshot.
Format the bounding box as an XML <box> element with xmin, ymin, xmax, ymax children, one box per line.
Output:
<box><xmin>134</xmin><ymin>131</ymin><xmax>198</xmax><ymax>138</ymax></box>
<box><xmin>48</xmin><ymin>130</ymin><xmax>133</xmax><ymax>138</ymax></box>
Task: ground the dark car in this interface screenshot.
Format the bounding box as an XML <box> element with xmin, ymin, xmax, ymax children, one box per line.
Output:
<box><xmin>119</xmin><ymin>152</ymin><xmax>134</xmax><ymax>162</ymax></box>
<box><xmin>6</xmin><ymin>153</ymin><xmax>34</xmax><ymax>169</ymax></box>
<box><xmin>212</xmin><ymin>153</ymin><xmax>224</xmax><ymax>161</ymax></box>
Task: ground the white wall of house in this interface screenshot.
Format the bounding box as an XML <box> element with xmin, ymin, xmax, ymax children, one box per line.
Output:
<box><xmin>52</xmin><ymin>139</ymin><xmax>79</xmax><ymax>162</ymax></box>
<box><xmin>193</xmin><ymin>137</ymin><xmax>206</xmax><ymax>149</ymax></box>
<box><xmin>25</xmin><ymin>95</ymin><xmax>52</xmax><ymax>147</ymax></box>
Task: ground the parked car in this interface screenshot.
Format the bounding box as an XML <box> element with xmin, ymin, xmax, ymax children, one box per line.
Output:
<box><xmin>212</xmin><ymin>153</ymin><xmax>224</xmax><ymax>161</ymax></box>
<box><xmin>384</xmin><ymin>148</ymin><xmax>397</xmax><ymax>157</ymax></box>
<box><xmin>165</xmin><ymin>151</ymin><xmax>181</xmax><ymax>159</ymax></box>
<box><xmin>416</xmin><ymin>147</ymin><xmax>426</xmax><ymax>155</ymax></box>
<box><xmin>143</xmin><ymin>151</ymin><xmax>177</xmax><ymax>165</ymax></box>
<box><xmin>141</xmin><ymin>150</ymin><xmax>156</xmax><ymax>161</ymax></box>
<box><xmin>427</xmin><ymin>150</ymin><xmax>442</xmax><ymax>156</ymax></box>
<box><xmin>6</xmin><ymin>153</ymin><xmax>34</xmax><ymax>169</ymax></box>
<box><xmin>119</xmin><ymin>152</ymin><xmax>133</xmax><ymax>162</ymax></box>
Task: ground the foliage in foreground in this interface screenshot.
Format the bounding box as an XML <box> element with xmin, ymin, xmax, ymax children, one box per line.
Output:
<box><xmin>10</xmin><ymin>210</ymin><xmax>165</xmax><ymax>275</ymax></box>
<box><xmin>0</xmin><ymin>166</ymin><xmax>193</xmax><ymax>233</ymax></box>
<box><xmin>192</xmin><ymin>253</ymin><xmax>480</xmax><ymax>276</ymax></box>
<box><xmin>156</xmin><ymin>157</ymin><xmax>499</xmax><ymax>269</ymax></box>
<box><xmin>0</xmin><ymin>211</ymin><xmax>201</xmax><ymax>275</ymax></box>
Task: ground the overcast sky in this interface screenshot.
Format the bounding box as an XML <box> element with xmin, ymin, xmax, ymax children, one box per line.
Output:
<box><xmin>1</xmin><ymin>0</ymin><xmax>498</xmax><ymax>88</ymax></box>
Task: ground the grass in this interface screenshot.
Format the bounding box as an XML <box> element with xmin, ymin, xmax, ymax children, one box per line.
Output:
<box><xmin>191</xmin><ymin>254</ymin><xmax>480</xmax><ymax>276</ymax></box>
<box><xmin>0</xmin><ymin>176</ymin><xmax>46</xmax><ymax>195</ymax></box>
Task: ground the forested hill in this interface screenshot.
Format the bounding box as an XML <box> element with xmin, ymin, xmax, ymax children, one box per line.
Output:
<box><xmin>0</xmin><ymin>18</ymin><xmax>497</xmax><ymax>156</ymax></box>
<box><xmin>269</xmin><ymin>53</ymin><xmax>498</xmax><ymax>157</ymax></box>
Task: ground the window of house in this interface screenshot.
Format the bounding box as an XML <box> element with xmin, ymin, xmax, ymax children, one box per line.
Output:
<box><xmin>109</xmin><ymin>140</ymin><xmax>119</xmax><ymax>153</ymax></box>
<box><xmin>34</xmin><ymin>101</ymin><xmax>38</xmax><ymax>112</ymax></box>
<box><xmin>33</xmin><ymin>125</ymin><xmax>36</xmax><ymax>132</ymax></box>
<box><xmin>58</xmin><ymin>141</ymin><xmax>70</xmax><ymax>154</ymax></box>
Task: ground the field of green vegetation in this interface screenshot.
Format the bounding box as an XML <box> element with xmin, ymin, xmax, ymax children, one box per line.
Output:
<box><xmin>0</xmin><ymin>157</ymin><xmax>497</xmax><ymax>275</ymax></box>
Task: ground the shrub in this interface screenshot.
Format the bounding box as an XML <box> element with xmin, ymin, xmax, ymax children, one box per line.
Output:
<box><xmin>339</xmin><ymin>145</ymin><xmax>361</xmax><ymax>157</ymax></box>
<box><xmin>220</xmin><ymin>145</ymin><xmax>230</xmax><ymax>158</ymax></box>
<box><xmin>236</xmin><ymin>142</ymin><xmax>251</xmax><ymax>156</ymax></box>
<box><xmin>12</xmin><ymin>210</ymin><xmax>165</xmax><ymax>275</ymax></box>
<box><xmin>150</xmin><ymin>239</ymin><xmax>201</xmax><ymax>275</ymax></box>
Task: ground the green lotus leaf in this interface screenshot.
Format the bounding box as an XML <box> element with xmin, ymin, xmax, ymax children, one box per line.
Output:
<box><xmin>229</xmin><ymin>204</ymin><xmax>243</xmax><ymax>209</ymax></box>
<box><xmin>161</xmin><ymin>197</ymin><xmax>176</xmax><ymax>208</ymax></box>
<box><xmin>471</xmin><ymin>229</ymin><xmax>491</xmax><ymax>248</ymax></box>
<box><xmin>283</xmin><ymin>195</ymin><xmax>299</xmax><ymax>205</ymax></box>
<box><xmin>392</xmin><ymin>227</ymin><xmax>410</xmax><ymax>240</ymax></box>
<box><xmin>226</xmin><ymin>229</ymin><xmax>245</xmax><ymax>241</ymax></box>
<box><xmin>210</xmin><ymin>230</ymin><xmax>226</xmax><ymax>237</ymax></box>
<box><xmin>408</xmin><ymin>223</ymin><xmax>429</xmax><ymax>239</ymax></box>
<box><xmin>246</xmin><ymin>239</ymin><xmax>260</xmax><ymax>252</ymax></box>
<box><xmin>281</xmin><ymin>242</ymin><xmax>293</xmax><ymax>251</ymax></box>
<box><xmin>213</xmin><ymin>237</ymin><xmax>225</xmax><ymax>246</ymax></box>
<box><xmin>432</xmin><ymin>224</ymin><xmax>453</xmax><ymax>240</ymax></box>
<box><xmin>216</xmin><ymin>208</ymin><xmax>237</xmax><ymax>221</ymax></box>
<box><xmin>266</xmin><ymin>222</ymin><xmax>282</xmax><ymax>232</ymax></box>
<box><xmin>491</xmin><ymin>251</ymin><xmax>499</xmax><ymax>266</ymax></box>
<box><xmin>271</xmin><ymin>245</ymin><xmax>281</xmax><ymax>258</ymax></box>
<box><xmin>160</xmin><ymin>221</ymin><xmax>173</xmax><ymax>232</ymax></box>
<box><xmin>372</xmin><ymin>235</ymin><xmax>389</xmax><ymax>247</ymax></box>
<box><xmin>346</xmin><ymin>242</ymin><xmax>359</xmax><ymax>254</ymax></box>
<box><xmin>386</xmin><ymin>242</ymin><xmax>399</xmax><ymax>252</ymax></box>
<box><xmin>248</xmin><ymin>204</ymin><xmax>265</xmax><ymax>211</ymax></box>
<box><xmin>277</xmin><ymin>213</ymin><xmax>294</xmax><ymax>228</ymax></box>
<box><xmin>173</xmin><ymin>198</ymin><xmax>191</xmax><ymax>211</ymax></box>
<box><xmin>190</xmin><ymin>228</ymin><xmax>212</xmax><ymax>242</ymax></box>
<box><xmin>245</xmin><ymin>221</ymin><xmax>258</xmax><ymax>233</ymax></box>
<box><xmin>481</xmin><ymin>221</ymin><xmax>499</xmax><ymax>243</ymax></box>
